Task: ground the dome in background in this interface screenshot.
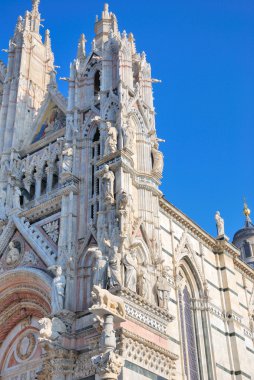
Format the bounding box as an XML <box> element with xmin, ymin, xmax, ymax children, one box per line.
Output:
<box><xmin>233</xmin><ymin>202</ymin><xmax>254</xmax><ymax>268</ymax></box>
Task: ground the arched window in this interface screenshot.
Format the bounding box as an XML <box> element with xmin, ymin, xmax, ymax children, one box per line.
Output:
<box><xmin>94</xmin><ymin>70</ymin><xmax>101</xmax><ymax>102</ymax></box>
<box><xmin>178</xmin><ymin>264</ymin><xmax>213</xmax><ymax>380</ymax></box>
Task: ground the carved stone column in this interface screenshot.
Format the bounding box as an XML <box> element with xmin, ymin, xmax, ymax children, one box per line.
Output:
<box><xmin>34</xmin><ymin>167</ymin><xmax>43</xmax><ymax>198</ymax></box>
<box><xmin>37</xmin><ymin>344</ymin><xmax>77</xmax><ymax>380</ymax></box>
<box><xmin>46</xmin><ymin>163</ymin><xmax>54</xmax><ymax>192</ymax></box>
<box><xmin>90</xmin><ymin>286</ymin><xmax>126</xmax><ymax>380</ymax></box>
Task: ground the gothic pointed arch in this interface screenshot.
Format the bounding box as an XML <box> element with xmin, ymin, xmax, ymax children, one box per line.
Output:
<box><xmin>176</xmin><ymin>257</ymin><xmax>214</xmax><ymax>380</ymax></box>
<box><xmin>175</xmin><ymin>231</ymin><xmax>205</xmax><ymax>287</ymax></box>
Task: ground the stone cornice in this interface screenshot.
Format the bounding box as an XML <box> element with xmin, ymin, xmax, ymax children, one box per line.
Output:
<box><xmin>160</xmin><ymin>198</ymin><xmax>244</xmax><ymax>257</ymax></box>
<box><xmin>19</xmin><ymin>194</ymin><xmax>62</xmax><ymax>222</ymax></box>
<box><xmin>233</xmin><ymin>256</ymin><xmax>254</xmax><ymax>281</ymax></box>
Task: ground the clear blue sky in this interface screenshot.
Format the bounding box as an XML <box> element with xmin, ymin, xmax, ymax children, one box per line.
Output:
<box><xmin>1</xmin><ymin>0</ymin><xmax>254</xmax><ymax>240</ymax></box>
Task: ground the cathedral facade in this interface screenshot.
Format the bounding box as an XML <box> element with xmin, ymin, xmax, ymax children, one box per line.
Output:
<box><xmin>0</xmin><ymin>2</ymin><xmax>254</xmax><ymax>379</ymax></box>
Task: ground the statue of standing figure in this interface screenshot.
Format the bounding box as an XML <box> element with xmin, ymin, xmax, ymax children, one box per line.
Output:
<box><xmin>124</xmin><ymin>250</ymin><xmax>138</xmax><ymax>292</ymax></box>
<box><xmin>104</xmin><ymin>121</ymin><xmax>118</xmax><ymax>156</ymax></box>
<box><xmin>102</xmin><ymin>165</ymin><xmax>115</xmax><ymax>203</ymax></box>
<box><xmin>62</xmin><ymin>144</ymin><xmax>73</xmax><ymax>173</ymax></box>
<box><xmin>151</xmin><ymin>140</ymin><xmax>164</xmax><ymax>177</ymax></box>
<box><xmin>156</xmin><ymin>270</ymin><xmax>171</xmax><ymax>310</ymax></box>
<box><xmin>215</xmin><ymin>211</ymin><xmax>225</xmax><ymax>237</ymax></box>
<box><xmin>13</xmin><ymin>186</ymin><xmax>21</xmax><ymax>209</ymax></box>
<box><xmin>49</xmin><ymin>266</ymin><xmax>66</xmax><ymax>315</ymax></box>
<box><xmin>104</xmin><ymin>224</ymin><xmax>122</xmax><ymax>287</ymax></box>
<box><xmin>123</xmin><ymin>122</ymin><xmax>135</xmax><ymax>151</ymax></box>
<box><xmin>92</xmin><ymin>249</ymin><xmax>108</xmax><ymax>289</ymax></box>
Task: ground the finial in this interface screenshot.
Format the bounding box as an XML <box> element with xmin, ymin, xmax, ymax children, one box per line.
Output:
<box><xmin>32</xmin><ymin>0</ymin><xmax>40</xmax><ymax>12</ymax></box>
<box><xmin>102</xmin><ymin>3</ymin><xmax>109</xmax><ymax>18</ymax></box>
<box><xmin>44</xmin><ymin>29</ymin><xmax>51</xmax><ymax>49</ymax></box>
<box><xmin>77</xmin><ymin>34</ymin><xmax>86</xmax><ymax>60</ymax></box>
<box><xmin>243</xmin><ymin>199</ymin><xmax>251</xmax><ymax>219</ymax></box>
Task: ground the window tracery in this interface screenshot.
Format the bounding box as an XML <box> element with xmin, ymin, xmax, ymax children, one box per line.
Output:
<box><xmin>177</xmin><ymin>264</ymin><xmax>212</xmax><ymax>380</ymax></box>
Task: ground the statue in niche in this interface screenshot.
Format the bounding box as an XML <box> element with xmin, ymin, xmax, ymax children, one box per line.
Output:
<box><xmin>116</xmin><ymin>190</ymin><xmax>129</xmax><ymax>235</ymax></box>
<box><xmin>156</xmin><ymin>270</ymin><xmax>171</xmax><ymax>310</ymax></box>
<box><xmin>62</xmin><ymin>143</ymin><xmax>73</xmax><ymax>173</ymax></box>
<box><xmin>104</xmin><ymin>121</ymin><xmax>117</xmax><ymax>156</ymax></box>
<box><xmin>151</xmin><ymin>140</ymin><xmax>164</xmax><ymax>176</ymax></box>
<box><xmin>6</xmin><ymin>241</ymin><xmax>21</xmax><ymax>266</ymax></box>
<box><xmin>0</xmin><ymin>187</ymin><xmax>6</xmax><ymax>220</ymax></box>
<box><xmin>124</xmin><ymin>250</ymin><xmax>138</xmax><ymax>292</ymax></box>
<box><xmin>102</xmin><ymin>165</ymin><xmax>115</xmax><ymax>203</ymax></box>
<box><xmin>123</xmin><ymin>121</ymin><xmax>135</xmax><ymax>151</ymax></box>
<box><xmin>104</xmin><ymin>224</ymin><xmax>122</xmax><ymax>287</ymax></box>
<box><xmin>92</xmin><ymin>248</ymin><xmax>108</xmax><ymax>289</ymax></box>
<box><xmin>138</xmin><ymin>268</ymin><xmax>150</xmax><ymax>299</ymax></box>
<box><xmin>13</xmin><ymin>186</ymin><xmax>21</xmax><ymax>209</ymax></box>
<box><xmin>215</xmin><ymin>211</ymin><xmax>225</xmax><ymax>236</ymax></box>
<box><xmin>49</xmin><ymin>265</ymin><xmax>66</xmax><ymax>315</ymax></box>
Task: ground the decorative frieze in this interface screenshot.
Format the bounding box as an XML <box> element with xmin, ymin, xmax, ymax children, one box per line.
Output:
<box><xmin>119</xmin><ymin>329</ymin><xmax>178</xmax><ymax>380</ymax></box>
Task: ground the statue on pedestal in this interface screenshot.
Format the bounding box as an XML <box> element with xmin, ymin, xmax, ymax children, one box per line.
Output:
<box><xmin>215</xmin><ymin>211</ymin><xmax>225</xmax><ymax>237</ymax></box>
<box><xmin>92</xmin><ymin>249</ymin><xmax>108</xmax><ymax>289</ymax></box>
<box><xmin>49</xmin><ymin>265</ymin><xmax>66</xmax><ymax>315</ymax></box>
<box><xmin>62</xmin><ymin>144</ymin><xmax>73</xmax><ymax>173</ymax></box>
<box><xmin>104</xmin><ymin>121</ymin><xmax>117</xmax><ymax>156</ymax></box>
<box><xmin>156</xmin><ymin>270</ymin><xmax>171</xmax><ymax>310</ymax></box>
<box><xmin>124</xmin><ymin>250</ymin><xmax>138</xmax><ymax>292</ymax></box>
<box><xmin>102</xmin><ymin>165</ymin><xmax>115</xmax><ymax>203</ymax></box>
<box><xmin>13</xmin><ymin>186</ymin><xmax>21</xmax><ymax>209</ymax></box>
<box><xmin>151</xmin><ymin>140</ymin><xmax>164</xmax><ymax>176</ymax></box>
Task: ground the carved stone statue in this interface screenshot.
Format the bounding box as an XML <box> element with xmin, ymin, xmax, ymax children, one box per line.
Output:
<box><xmin>49</xmin><ymin>265</ymin><xmax>66</xmax><ymax>314</ymax></box>
<box><xmin>0</xmin><ymin>187</ymin><xmax>6</xmax><ymax>220</ymax></box>
<box><xmin>104</xmin><ymin>121</ymin><xmax>117</xmax><ymax>156</ymax></box>
<box><xmin>62</xmin><ymin>144</ymin><xmax>73</xmax><ymax>173</ymax></box>
<box><xmin>124</xmin><ymin>250</ymin><xmax>138</xmax><ymax>292</ymax></box>
<box><xmin>151</xmin><ymin>141</ymin><xmax>164</xmax><ymax>176</ymax></box>
<box><xmin>123</xmin><ymin>122</ymin><xmax>135</xmax><ymax>151</ymax></box>
<box><xmin>108</xmin><ymin>251</ymin><xmax>122</xmax><ymax>287</ymax></box>
<box><xmin>39</xmin><ymin>317</ymin><xmax>67</xmax><ymax>341</ymax></box>
<box><xmin>156</xmin><ymin>271</ymin><xmax>171</xmax><ymax>310</ymax></box>
<box><xmin>105</xmin><ymin>224</ymin><xmax>122</xmax><ymax>286</ymax></box>
<box><xmin>91</xmin><ymin>285</ymin><xmax>126</xmax><ymax>319</ymax></box>
<box><xmin>13</xmin><ymin>186</ymin><xmax>21</xmax><ymax>209</ymax></box>
<box><xmin>92</xmin><ymin>249</ymin><xmax>108</xmax><ymax>289</ymax></box>
<box><xmin>139</xmin><ymin>268</ymin><xmax>149</xmax><ymax>299</ymax></box>
<box><xmin>6</xmin><ymin>241</ymin><xmax>21</xmax><ymax>265</ymax></box>
<box><xmin>215</xmin><ymin>211</ymin><xmax>225</xmax><ymax>236</ymax></box>
<box><xmin>102</xmin><ymin>165</ymin><xmax>115</xmax><ymax>203</ymax></box>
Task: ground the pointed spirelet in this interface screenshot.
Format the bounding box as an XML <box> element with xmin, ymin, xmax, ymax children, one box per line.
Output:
<box><xmin>102</xmin><ymin>3</ymin><xmax>110</xmax><ymax>19</ymax></box>
<box><xmin>77</xmin><ymin>34</ymin><xmax>86</xmax><ymax>60</ymax></box>
<box><xmin>128</xmin><ymin>33</ymin><xmax>136</xmax><ymax>55</ymax></box>
<box><xmin>44</xmin><ymin>29</ymin><xmax>51</xmax><ymax>49</ymax></box>
<box><xmin>32</xmin><ymin>0</ymin><xmax>40</xmax><ymax>13</ymax></box>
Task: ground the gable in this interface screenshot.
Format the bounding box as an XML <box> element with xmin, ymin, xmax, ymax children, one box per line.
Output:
<box><xmin>0</xmin><ymin>230</ymin><xmax>47</xmax><ymax>274</ymax></box>
<box><xmin>31</xmin><ymin>101</ymin><xmax>66</xmax><ymax>143</ymax></box>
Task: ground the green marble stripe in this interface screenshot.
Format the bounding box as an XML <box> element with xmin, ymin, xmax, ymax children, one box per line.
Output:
<box><xmin>125</xmin><ymin>361</ymin><xmax>167</xmax><ymax>380</ymax></box>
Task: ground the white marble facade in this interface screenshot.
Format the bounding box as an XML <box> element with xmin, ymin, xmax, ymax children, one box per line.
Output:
<box><xmin>0</xmin><ymin>2</ymin><xmax>253</xmax><ymax>380</ymax></box>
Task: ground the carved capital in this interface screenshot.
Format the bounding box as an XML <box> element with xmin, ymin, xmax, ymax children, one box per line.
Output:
<box><xmin>92</xmin><ymin>351</ymin><xmax>124</xmax><ymax>380</ymax></box>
